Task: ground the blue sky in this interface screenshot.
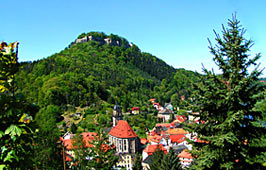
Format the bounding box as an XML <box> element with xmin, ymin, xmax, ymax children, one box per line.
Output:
<box><xmin>1</xmin><ymin>0</ymin><xmax>265</xmax><ymax>76</ymax></box>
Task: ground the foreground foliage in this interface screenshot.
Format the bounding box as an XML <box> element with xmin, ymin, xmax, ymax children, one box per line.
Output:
<box><xmin>33</xmin><ymin>105</ymin><xmax>63</xmax><ymax>169</ymax></box>
<box><xmin>72</xmin><ymin>127</ymin><xmax>118</xmax><ymax>170</ymax></box>
<box><xmin>185</xmin><ymin>15</ymin><xmax>266</xmax><ymax>169</ymax></box>
<box><xmin>0</xmin><ymin>42</ymin><xmax>37</xmax><ymax>169</ymax></box>
<box><xmin>149</xmin><ymin>147</ymin><xmax>181</xmax><ymax>170</ymax></box>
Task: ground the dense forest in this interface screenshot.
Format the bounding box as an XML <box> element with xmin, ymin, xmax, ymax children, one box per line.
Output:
<box><xmin>16</xmin><ymin>32</ymin><xmax>200</xmax><ymax>112</ymax></box>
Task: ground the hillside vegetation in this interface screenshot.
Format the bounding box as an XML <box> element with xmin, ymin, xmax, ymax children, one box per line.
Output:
<box><xmin>16</xmin><ymin>32</ymin><xmax>200</xmax><ymax>111</ymax></box>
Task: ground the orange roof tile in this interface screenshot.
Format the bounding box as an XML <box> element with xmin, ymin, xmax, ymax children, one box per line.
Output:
<box><xmin>195</xmin><ymin>138</ymin><xmax>209</xmax><ymax>144</ymax></box>
<box><xmin>156</xmin><ymin>123</ymin><xmax>171</xmax><ymax>128</ymax></box>
<box><xmin>65</xmin><ymin>155</ymin><xmax>72</xmax><ymax>162</ymax></box>
<box><xmin>170</xmin><ymin>134</ymin><xmax>186</xmax><ymax>143</ymax></box>
<box><xmin>140</xmin><ymin>138</ymin><xmax>148</xmax><ymax>145</ymax></box>
<box><xmin>147</xmin><ymin>135</ymin><xmax>162</xmax><ymax>143</ymax></box>
<box><xmin>143</xmin><ymin>144</ymin><xmax>167</xmax><ymax>155</ymax></box>
<box><xmin>63</xmin><ymin>135</ymin><xmax>112</xmax><ymax>152</ymax></box>
<box><xmin>167</xmin><ymin>128</ymin><xmax>187</xmax><ymax>135</ymax></box>
<box><xmin>178</xmin><ymin>150</ymin><xmax>193</xmax><ymax>159</ymax></box>
<box><xmin>63</xmin><ymin>139</ymin><xmax>74</xmax><ymax>150</ymax></box>
<box><xmin>175</xmin><ymin>115</ymin><xmax>186</xmax><ymax>123</ymax></box>
<box><xmin>149</xmin><ymin>98</ymin><xmax>156</xmax><ymax>102</ymax></box>
<box><xmin>109</xmin><ymin>120</ymin><xmax>137</xmax><ymax>138</ymax></box>
<box><xmin>82</xmin><ymin>132</ymin><xmax>97</xmax><ymax>138</ymax></box>
<box><xmin>132</xmin><ymin>107</ymin><xmax>139</xmax><ymax>111</ymax></box>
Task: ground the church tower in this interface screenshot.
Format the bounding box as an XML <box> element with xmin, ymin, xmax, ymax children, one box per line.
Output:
<box><xmin>113</xmin><ymin>102</ymin><xmax>123</xmax><ymax>127</ymax></box>
<box><xmin>109</xmin><ymin>120</ymin><xmax>140</xmax><ymax>170</ymax></box>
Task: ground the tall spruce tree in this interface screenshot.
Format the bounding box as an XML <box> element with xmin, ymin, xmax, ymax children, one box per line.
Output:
<box><xmin>149</xmin><ymin>148</ymin><xmax>164</xmax><ymax>170</ymax></box>
<box><xmin>185</xmin><ymin>15</ymin><xmax>266</xmax><ymax>170</ymax></box>
<box><xmin>149</xmin><ymin>147</ymin><xmax>182</xmax><ymax>170</ymax></box>
<box><xmin>33</xmin><ymin>105</ymin><xmax>63</xmax><ymax>169</ymax></box>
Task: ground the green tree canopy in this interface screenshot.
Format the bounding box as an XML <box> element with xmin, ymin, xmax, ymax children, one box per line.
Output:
<box><xmin>0</xmin><ymin>42</ymin><xmax>37</xmax><ymax>169</ymax></box>
<box><xmin>33</xmin><ymin>105</ymin><xmax>63</xmax><ymax>169</ymax></box>
<box><xmin>185</xmin><ymin>15</ymin><xmax>266</xmax><ymax>170</ymax></box>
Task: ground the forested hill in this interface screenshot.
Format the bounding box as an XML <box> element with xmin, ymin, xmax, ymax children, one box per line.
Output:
<box><xmin>16</xmin><ymin>32</ymin><xmax>200</xmax><ymax>111</ymax></box>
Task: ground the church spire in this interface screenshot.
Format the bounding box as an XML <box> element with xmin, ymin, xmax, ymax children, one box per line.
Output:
<box><xmin>112</xmin><ymin>102</ymin><xmax>123</xmax><ymax>127</ymax></box>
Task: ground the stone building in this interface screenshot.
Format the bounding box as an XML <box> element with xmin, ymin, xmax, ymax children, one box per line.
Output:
<box><xmin>109</xmin><ymin>120</ymin><xmax>140</xmax><ymax>170</ymax></box>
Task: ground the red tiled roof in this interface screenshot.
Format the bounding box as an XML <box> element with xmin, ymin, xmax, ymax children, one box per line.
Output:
<box><xmin>63</xmin><ymin>139</ymin><xmax>74</xmax><ymax>150</ymax></box>
<box><xmin>176</xmin><ymin>115</ymin><xmax>186</xmax><ymax>123</ymax></box>
<box><xmin>149</xmin><ymin>98</ymin><xmax>156</xmax><ymax>102</ymax></box>
<box><xmin>143</xmin><ymin>144</ymin><xmax>167</xmax><ymax>155</ymax></box>
<box><xmin>195</xmin><ymin>138</ymin><xmax>209</xmax><ymax>144</ymax></box>
<box><xmin>178</xmin><ymin>150</ymin><xmax>193</xmax><ymax>159</ymax></box>
<box><xmin>109</xmin><ymin>120</ymin><xmax>137</xmax><ymax>138</ymax></box>
<box><xmin>167</xmin><ymin>128</ymin><xmax>187</xmax><ymax>135</ymax></box>
<box><xmin>149</xmin><ymin>130</ymin><xmax>156</xmax><ymax>136</ymax></box>
<box><xmin>82</xmin><ymin>132</ymin><xmax>97</xmax><ymax>138</ymax></box>
<box><xmin>83</xmin><ymin>137</ymin><xmax>96</xmax><ymax>148</ymax></box>
<box><xmin>65</xmin><ymin>155</ymin><xmax>72</xmax><ymax>162</ymax></box>
<box><xmin>132</xmin><ymin>107</ymin><xmax>139</xmax><ymax>111</ymax></box>
<box><xmin>147</xmin><ymin>135</ymin><xmax>162</xmax><ymax>143</ymax></box>
<box><xmin>140</xmin><ymin>138</ymin><xmax>148</xmax><ymax>145</ymax></box>
<box><xmin>63</xmin><ymin>133</ymin><xmax>97</xmax><ymax>150</ymax></box>
<box><xmin>170</xmin><ymin>134</ymin><xmax>186</xmax><ymax>143</ymax></box>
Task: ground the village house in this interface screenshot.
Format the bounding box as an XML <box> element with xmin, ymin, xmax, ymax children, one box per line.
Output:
<box><xmin>142</xmin><ymin>144</ymin><xmax>167</xmax><ymax>170</ymax></box>
<box><xmin>60</xmin><ymin>132</ymin><xmax>98</xmax><ymax>168</ymax></box>
<box><xmin>157</xmin><ymin>106</ymin><xmax>174</xmax><ymax>122</ymax></box>
<box><xmin>152</xmin><ymin>102</ymin><xmax>163</xmax><ymax>111</ymax></box>
<box><xmin>131</xmin><ymin>107</ymin><xmax>140</xmax><ymax>115</ymax></box>
<box><xmin>178</xmin><ymin>149</ymin><xmax>193</xmax><ymax>168</ymax></box>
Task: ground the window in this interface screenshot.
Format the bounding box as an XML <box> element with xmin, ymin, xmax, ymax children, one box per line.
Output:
<box><xmin>119</xmin><ymin>140</ymin><xmax>122</xmax><ymax>151</ymax></box>
<box><xmin>124</xmin><ymin>140</ymin><xmax>127</xmax><ymax>151</ymax></box>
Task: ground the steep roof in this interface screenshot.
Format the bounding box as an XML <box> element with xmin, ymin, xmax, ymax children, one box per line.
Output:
<box><xmin>109</xmin><ymin>120</ymin><xmax>137</xmax><ymax>138</ymax></box>
<box><xmin>170</xmin><ymin>134</ymin><xmax>186</xmax><ymax>143</ymax></box>
<box><xmin>147</xmin><ymin>135</ymin><xmax>162</xmax><ymax>144</ymax></box>
<box><xmin>63</xmin><ymin>139</ymin><xmax>74</xmax><ymax>150</ymax></box>
<box><xmin>149</xmin><ymin>98</ymin><xmax>156</xmax><ymax>102</ymax></box>
<box><xmin>143</xmin><ymin>144</ymin><xmax>167</xmax><ymax>155</ymax></box>
<box><xmin>140</xmin><ymin>138</ymin><xmax>148</xmax><ymax>145</ymax></box>
<box><xmin>132</xmin><ymin>107</ymin><xmax>140</xmax><ymax>111</ymax></box>
<box><xmin>167</xmin><ymin>128</ymin><xmax>187</xmax><ymax>135</ymax></box>
<box><xmin>178</xmin><ymin>149</ymin><xmax>193</xmax><ymax>159</ymax></box>
<box><xmin>63</xmin><ymin>136</ymin><xmax>95</xmax><ymax>150</ymax></box>
<box><xmin>175</xmin><ymin>115</ymin><xmax>186</xmax><ymax>123</ymax></box>
<box><xmin>82</xmin><ymin>132</ymin><xmax>97</xmax><ymax>138</ymax></box>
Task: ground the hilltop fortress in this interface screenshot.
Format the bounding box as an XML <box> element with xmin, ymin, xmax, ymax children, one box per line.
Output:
<box><xmin>75</xmin><ymin>32</ymin><xmax>134</xmax><ymax>48</ymax></box>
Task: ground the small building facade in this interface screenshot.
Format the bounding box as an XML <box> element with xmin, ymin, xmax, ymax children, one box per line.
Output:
<box><xmin>109</xmin><ymin>120</ymin><xmax>140</xmax><ymax>170</ymax></box>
